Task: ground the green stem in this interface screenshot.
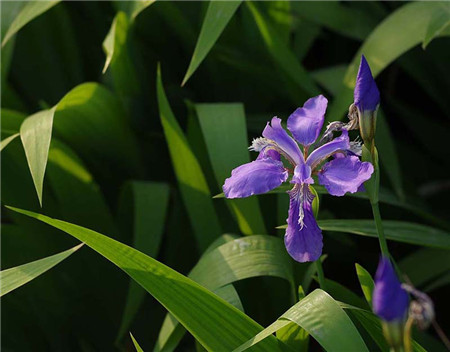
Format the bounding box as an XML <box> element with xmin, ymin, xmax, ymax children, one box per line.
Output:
<box><xmin>371</xmin><ymin>201</ymin><xmax>390</xmax><ymax>257</ymax></box>
<box><xmin>315</xmin><ymin>259</ymin><xmax>326</xmax><ymax>289</ymax></box>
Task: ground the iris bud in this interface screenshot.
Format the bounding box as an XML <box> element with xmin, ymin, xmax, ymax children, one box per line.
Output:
<box><xmin>353</xmin><ymin>55</ymin><xmax>380</xmax><ymax>148</ymax></box>
<box><xmin>373</xmin><ymin>257</ymin><xmax>409</xmax><ymax>350</ymax></box>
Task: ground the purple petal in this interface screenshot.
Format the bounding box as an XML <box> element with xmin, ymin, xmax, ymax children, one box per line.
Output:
<box><xmin>263</xmin><ymin>117</ymin><xmax>303</xmax><ymax>165</ymax></box>
<box><xmin>287</xmin><ymin>95</ymin><xmax>328</xmax><ymax>147</ymax></box>
<box><xmin>318</xmin><ymin>155</ymin><xmax>373</xmax><ymax>196</ymax></box>
<box><xmin>257</xmin><ymin>148</ymin><xmax>281</xmax><ymax>161</ymax></box>
<box><xmin>292</xmin><ymin>163</ymin><xmax>313</xmax><ymax>185</ymax></box>
<box><xmin>354</xmin><ymin>55</ymin><xmax>380</xmax><ymax>112</ymax></box>
<box><xmin>373</xmin><ymin>257</ymin><xmax>409</xmax><ymax>322</ymax></box>
<box><xmin>223</xmin><ymin>158</ymin><xmax>288</xmax><ymax>199</ymax></box>
<box><xmin>284</xmin><ymin>186</ymin><xmax>323</xmax><ymax>262</ymax></box>
<box><xmin>306</xmin><ymin>130</ymin><xmax>350</xmax><ymax>169</ymax></box>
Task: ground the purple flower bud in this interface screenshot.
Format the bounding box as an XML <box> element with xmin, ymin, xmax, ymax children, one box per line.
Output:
<box><xmin>373</xmin><ymin>257</ymin><xmax>409</xmax><ymax>322</ymax></box>
<box><xmin>353</xmin><ymin>55</ymin><xmax>380</xmax><ymax>146</ymax></box>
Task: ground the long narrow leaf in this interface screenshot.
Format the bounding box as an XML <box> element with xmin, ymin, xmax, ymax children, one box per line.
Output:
<box><xmin>1</xmin><ymin>243</ymin><xmax>83</xmax><ymax>297</ymax></box>
<box><xmin>182</xmin><ymin>1</ymin><xmax>242</xmax><ymax>85</ymax></box>
<box><xmin>7</xmin><ymin>207</ymin><xmax>289</xmax><ymax>352</ymax></box>
<box><xmin>157</xmin><ymin>66</ymin><xmax>222</xmax><ymax>252</ymax></box>
<box><xmin>195</xmin><ymin>103</ymin><xmax>266</xmax><ymax>235</ymax></box>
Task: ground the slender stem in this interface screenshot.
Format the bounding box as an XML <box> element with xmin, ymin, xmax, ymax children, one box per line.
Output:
<box><xmin>403</xmin><ymin>316</ymin><xmax>414</xmax><ymax>352</ymax></box>
<box><xmin>371</xmin><ymin>201</ymin><xmax>390</xmax><ymax>257</ymax></box>
<box><xmin>315</xmin><ymin>259</ymin><xmax>326</xmax><ymax>289</ymax></box>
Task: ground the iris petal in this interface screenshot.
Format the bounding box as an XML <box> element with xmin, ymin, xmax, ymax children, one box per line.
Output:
<box><xmin>262</xmin><ymin>117</ymin><xmax>303</xmax><ymax>165</ymax></box>
<box><xmin>318</xmin><ymin>155</ymin><xmax>373</xmax><ymax>196</ymax></box>
<box><xmin>306</xmin><ymin>130</ymin><xmax>350</xmax><ymax>169</ymax></box>
<box><xmin>373</xmin><ymin>257</ymin><xmax>409</xmax><ymax>322</ymax></box>
<box><xmin>223</xmin><ymin>158</ymin><xmax>288</xmax><ymax>199</ymax></box>
<box><xmin>284</xmin><ymin>185</ymin><xmax>323</xmax><ymax>262</ymax></box>
<box><xmin>287</xmin><ymin>95</ymin><xmax>328</xmax><ymax>147</ymax></box>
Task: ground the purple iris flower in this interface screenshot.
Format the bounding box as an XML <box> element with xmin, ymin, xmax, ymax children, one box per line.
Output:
<box><xmin>373</xmin><ymin>257</ymin><xmax>409</xmax><ymax>322</ymax></box>
<box><xmin>223</xmin><ymin>95</ymin><xmax>374</xmax><ymax>262</ymax></box>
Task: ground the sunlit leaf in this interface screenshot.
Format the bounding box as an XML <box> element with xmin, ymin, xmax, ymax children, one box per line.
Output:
<box><xmin>0</xmin><ymin>132</ymin><xmax>20</xmax><ymax>151</ymax></box>
<box><xmin>195</xmin><ymin>103</ymin><xmax>266</xmax><ymax>235</ymax></box>
<box><xmin>0</xmin><ymin>243</ymin><xmax>83</xmax><ymax>297</ymax></box>
<box><xmin>20</xmin><ymin>108</ymin><xmax>56</xmax><ymax>206</ymax></box>
<box><xmin>2</xmin><ymin>1</ymin><xmax>60</xmax><ymax>47</ymax></box>
<box><xmin>422</xmin><ymin>3</ymin><xmax>450</xmax><ymax>49</ymax></box>
<box><xmin>233</xmin><ymin>289</ymin><xmax>369</xmax><ymax>352</ymax></box>
<box><xmin>182</xmin><ymin>0</ymin><xmax>242</xmax><ymax>85</ymax></box>
<box><xmin>355</xmin><ymin>263</ymin><xmax>375</xmax><ymax>306</ymax></box>
<box><xmin>7</xmin><ymin>206</ymin><xmax>289</xmax><ymax>352</ymax></box>
<box><xmin>156</xmin><ymin>235</ymin><xmax>295</xmax><ymax>352</ymax></box>
<box><xmin>130</xmin><ymin>332</ymin><xmax>144</xmax><ymax>352</ymax></box>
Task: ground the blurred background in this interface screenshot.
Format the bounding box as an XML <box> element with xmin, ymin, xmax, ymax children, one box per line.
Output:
<box><xmin>2</xmin><ymin>1</ymin><xmax>449</xmax><ymax>351</ymax></box>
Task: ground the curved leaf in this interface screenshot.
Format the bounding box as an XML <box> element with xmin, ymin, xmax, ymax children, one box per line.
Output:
<box><xmin>130</xmin><ymin>333</ymin><xmax>144</xmax><ymax>352</ymax></box>
<box><xmin>156</xmin><ymin>235</ymin><xmax>295</xmax><ymax>352</ymax></box>
<box><xmin>2</xmin><ymin>1</ymin><xmax>60</xmax><ymax>47</ymax></box>
<box><xmin>355</xmin><ymin>263</ymin><xmax>375</xmax><ymax>306</ymax></box>
<box><xmin>1</xmin><ymin>132</ymin><xmax>20</xmax><ymax>151</ymax></box>
<box><xmin>182</xmin><ymin>1</ymin><xmax>242</xmax><ymax>85</ymax></box>
<box><xmin>233</xmin><ymin>289</ymin><xmax>369</xmax><ymax>352</ymax></box>
<box><xmin>7</xmin><ymin>207</ymin><xmax>290</xmax><ymax>352</ymax></box>
<box><xmin>0</xmin><ymin>243</ymin><xmax>83</xmax><ymax>297</ymax></box>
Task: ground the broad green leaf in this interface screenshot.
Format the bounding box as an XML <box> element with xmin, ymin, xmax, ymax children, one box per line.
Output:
<box><xmin>182</xmin><ymin>0</ymin><xmax>242</xmax><ymax>85</ymax></box>
<box><xmin>328</xmin><ymin>1</ymin><xmax>450</xmax><ymax>122</ymax></box>
<box><xmin>399</xmin><ymin>248</ymin><xmax>450</xmax><ymax>288</ymax></box>
<box><xmin>7</xmin><ymin>207</ymin><xmax>289</xmax><ymax>352</ymax></box>
<box><xmin>156</xmin><ymin>235</ymin><xmax>295</xmax><ymax>352</ymax></box>
<box><xmin>195</xmin><ymin>103</ymin><xmax>266</xmax><ymax>235</ymax></box>
<box><xmin>0</xmin><ymin>132</ymin><xmax>19</xmax><ymax>151</ymax></box>
<box><xmin>234</xmin><ymin>289</ymin><xmax>369</xmax><ymax>352</ymax></box>
<box><xmin>422</xmin><ymin>3</ymin><xmax>450</xmax><ymax>49</ymax></box>
<box><xmin>320</xmin><ymin>278</ymin><xmax>369</xmax><ymax>310</ymax></box>
<box><xmin>130</xmin><ymin>333</ymin><xmax>144</xmax><ymax>352</ymax></box>
<box><xmin>317</xmin><ymin>220</ymin><xmax>450</xmax><ymax>249</ymax></box>
<box><xmin>355</xmin><ymin>263</ymin><xmax>375</xmax><ymax>306</ymax></box>
<box><xmin>0</xmin><ymin>243</ymin><xmax>83</xmax><ymax>297</ymax></box>
<box><xmin>246</xmin><ymin>1</ymin><xmax>319</xmax><ymax>96</ymax></box>
<box><xmin>276</xmin><ymin>322</ymin><xmax>308</xmax><ymax>352</ymax></box>
<box><xmin>20</xmin><ymin>108</ymin><xmax>56</xmax><ymax>206</ymax></box>
<box><xmin>2</xmin><ymin>1</ymin><xmax>60</xmax><ymax>47</ymax></box>
<box><xmin>157</xmin><ymin>66</ymin><xmax>222</xmax><ymax>252</ymax></box>
<box><xmin>117</xmin><ymin>182</ymin><xmax>170</xmax><ymax>342</ymax></box>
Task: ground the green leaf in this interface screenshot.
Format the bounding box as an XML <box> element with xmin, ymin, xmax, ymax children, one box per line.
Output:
<box><xmin>156</xmin><ymin>235</ymin><xmax>295</xmax><ymax>352</ymax></box>
<box><xmin>157</xmin><ymin>65</ymin><xmax>222</xmax><ymax>252</ymax></box>
<box><xmin>355</xmin><ymin>263</ymin><xmax>375</xmax><ymax>306</ymax></box>
<box><xmin>195</xmin><ymin>103</ymin><xmax>266</xmax><ymax>235</ymax></box>
<box><xmin>19</xmin><ymin>108</ymin><xmax>56</xmax><ymax>206</ymax></box>
<box><xmin>2</xmin><ymin>1</ymin><xmax>60</xmax><ymax>47</ymax></box>
<box><xmin>246</xmin><ymin>1</ymin><xmax>319</xmax><ymax>96</ymax></box>
<box><xmin>7</xmin><ymin>206</ymin><xmax>289</xmax><ymax>352</ymax></box>
<box><xmin>130</xmin><ymin>332</ymin><xmax>144</xmax><ymax>352</ymax></box>
<box><xmin>115</xmin><ymin>0</ymin><xmax>156</xmax><ymax>20</ymax></box>
<box><xmin>117</xmin><ymin>182</ymin><xmax>170</xmax><ymax>342</ymax></box>
<box><xmin>422</xmin><ymin>3</ymin><xmax>450</xmax><ymax>49</ymax></box>
<box><xmin>0</xmin><ymin>132</ymin><xmax>19</xmax><ymax>151</ymax></box>
<box><xmin>182</xmin><ymin>0</ymin><xmax>242</xmax><ymax>85</ymax></box>
<box><xmin>321</xmin><ymin>278</ymin><xmax>369</xmax><ymax>310</ymax></box>
<box><xmin>234</xmin><ymin>289</ymin><xmax>369</xmax><ymax>352</ymax></box>
<box><xmin>328</xmin><ymin>1</ymin><xmax>450</xmax><ymax>122</ymax></box>
<box><xmin>0</xmin><ymin>243</ymin><xmax>83</xmax><ymax>297</ymax></box>
<box><xmin>317</xmin><ymin>220</ymin><xmax>450</xmax><ymax>249</ymax></box>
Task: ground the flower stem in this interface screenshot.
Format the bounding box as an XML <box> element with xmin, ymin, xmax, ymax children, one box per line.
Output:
<box><xmin>371</xmin><ymin>201</ymin><xmax>390</xmax><ymax>257</ymax></box>
<box><xmin>315</xmin><ymin>259</ymin><xmax>326</xmax><ymax>289</ymax></box>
